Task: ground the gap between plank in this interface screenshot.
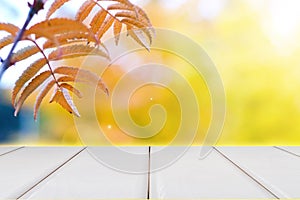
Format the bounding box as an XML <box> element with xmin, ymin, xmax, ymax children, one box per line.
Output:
<box><xmin>147</xmin><ymin>146</ymin><xmax>151</xmax><ymax>199</ymax></box>
<box><xmin>273</xmin><ymin>146</ymin><xmax>300</xmax><ymax>158</ymax></box>
<box><xmin>213</xmin><ymin>147</ymin><xmax>280</xmax><ymax>199</ymax></box>
<box><xmin>16</xmin><ymin>147</ymin><xmax>87</xmax><ymax>199</ymax></box>
<box><xmin>0</xmin><ymin>146</ymin><xmax>24</xmax><ymax>157</ymax></box>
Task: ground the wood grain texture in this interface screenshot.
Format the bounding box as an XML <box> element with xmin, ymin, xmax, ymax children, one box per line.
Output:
<box><xmin>0</xmin><ymin>146</ymin><xmax>23</xmax><ymax>156</ymax></box>
<box><xmin>22</xmin><ymin>147</ymin><xmax>149</xmax><ymax>199</ymax></box>
<box><xmin>0</xmin><ymin>147</ymin><xmax>83</xmax><ymax>199</ymax></box>
<box><xmin>275</xmin><ymin>146</ymin><xmax>300</xmax><ymax>157</ymax></box>
<box><xmin>150</xmin><ymin>147</ymin><xmax>274</xmax><ymax>199</ymax></box>
<box><xmin>217</xmin><ymin>146</ymin><xmax>300</xmax><ymax>198</ymax></box>
<box><xmin>0</xmin><ymin>146</ymin><xmax>298</xmax><ymax>199</ymax></box>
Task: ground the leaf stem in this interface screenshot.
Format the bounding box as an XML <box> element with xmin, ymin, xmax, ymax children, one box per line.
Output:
<box><xmin>0</xmin><ymin>1</ymin><xmax>44</xmax><ymax>78</ymax></box>
<box><xmin>29</xmin><ymin>39</ymin><xmax>60</xmax><ymax>89</ymax></box>
<box><xmin>93</xmin><ymin>0</ymin><xmax>122</xmax><ymax>23</ymax></box>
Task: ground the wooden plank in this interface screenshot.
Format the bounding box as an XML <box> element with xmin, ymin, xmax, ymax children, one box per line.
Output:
<box><xmin>0</xmin><ymin>146</ymin><xmax>23</xmax><ymax>156</ymax></box>
<box><xmin>22</xmin><ymin>147</ymin><xmax>149</xmax><ymax>199</ymax></box>
<box><xmin>275</xmin><ymin>146</ymin><xmax>300</xmax><ymax>157</ymax></box>
<box><xmin>150</xmin><ymin>146</ymin><xmax>274</xmax><ymax>199</ymax></box>
<box><xmin>217</xmin><ymin>146</ymin><xmax>300</xmax><ymax>198</ymax></box>
<box><xmin>0</xmin><ymin>147</ymin><xmax>83</xmax><ymax>199</ymax></box>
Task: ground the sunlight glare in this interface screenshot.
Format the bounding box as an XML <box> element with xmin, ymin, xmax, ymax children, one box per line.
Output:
<box><xmin>160</xmin><ymin>0</ymin><xmax>187</xmax><ymax>10</ymax></box>
<box><xmin>198</xmin><ymin>0</ymin><xmax>227</xmax><ymax>20</ymax></box>
<box><xmin>263</xmin><ymin>0</ymin><xmax>300</xmax><ymax>54</ymax></box>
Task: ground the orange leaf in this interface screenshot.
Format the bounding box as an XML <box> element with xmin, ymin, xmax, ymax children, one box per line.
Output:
<box><xmin>14</xmin><ymin>71</ymin><xmax>52</xmax><ymax>116</ymax></box>
<box><xmin>60</xmin><ymin>83</ymin><xmax>83</xmax><ymax>98</ymax></box>
<box><xmin>113</xmin><ymin>20</ymin><xmax>122</xmax><ymax>45</ymax></box>
<box><xmin>96</xmin><ymin>16</ymin><xmax>115</xmax><ymax>41</ymax></box>
<box><xmin>115</xmin><ymin>11</ymin><xmax>136</xmax><ymax>19</ymax></box>
<box><xmin>0</xmin><ymin>23</ymin><xmax>20</xmax><ymax>36</ymax></box>
<box><xmin>54</xmin><ymin>66</ymin><xmax>109</xmax><ymax>95</ymax></box>
<box><xmin>12</xmin><ymin>58</ymin><xmax>47</xmax><ymax>106</ymax></box>
<box><xmin>0</xmin><ymin>35</ymin><xmax>14</xmax><ymax>49</ymax></box>
<box><xmin>50</xmin><ymin>87</ymin><xmax>80</xmax><ymax>117</ymax></box>
<box><xmin>57</xmin><ymin>75</ymin><xmax>76</xmax><ymax>82</ymax></box>
<box><xmin>34</xmin><ymin>80</ymin><xmax>56</xmax><ymax>120</ymax></box>
<box><xmin>134</xmin><ymin>6</ymin><xmax>152</xmax><ymax>27</ymax></box>
<box><xmin>26</xmin><ymin>18</ymin><xmax>90</xmax><ymax>39</ymax></box>
<box><xmin>127</xmin><ymin>26</ymin><xmax>150</xmax><ymax>51</ymax></box>
<box><xmin>76</xmin><ymin>0</ymin><xmax>96</xmax><ymax>22</ymax></box>
<box><xmin>43</xmin><ymin>32</ymin><xmax>96</xmax><ymax>49</ymax></box>
<box><xmin>107</xmin><ymin>3</ymin><xmax>134</xmax><ymax>11</ymax></box>
<box><xmin>46</xmin><ymin>0</ymin><xmax>71</xmax><ymax>19</ymax></box>
<box><xmin>105</xmin><ymin>0</ymin><xmax>133</xmax><ymax>5</ymax></box>
<box><xmin>90</xmin><ymin>9</ymin><xmax>107</xmax><ymax>34</ymax></box>
<box><xmin>121</xmin><ymin>17</ymin><xmax>153</xmax><ymax>39</ymax></box>
<box><xmin>10</xmin><ymin>45</ymin><xmax>40</xmax><ymax>64</ymax></box>
<box><xmin>48</xmin><ymin>44</ymin><xmax>109</xmax><ymax>61</ymax></box>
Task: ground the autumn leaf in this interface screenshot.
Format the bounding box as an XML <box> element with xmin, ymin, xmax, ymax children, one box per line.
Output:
<box><xmin>0</xmin><ymin>23</ymin><xmax>20</xmax><ymax>35</ymax></box>
<box><xmin>54</xmin><ymin>66</ymin><xmax>109</xmax><ymax>95</ymax></box>
<box><xmin>43</xmin><ymin>32</ymin><xmax>96</xmax><ymax>49</ymax></box>
<box><xmin>76</xmin><ymin>0</ymin><xmax>96</xmax><ymax>22</ymax></box>
<box><xmin>113</xmin><ymin>20</ymin><xmax>123</xmax><ymax>45</ymax></box>
<box><xmin>127</xmin><ymin>26</ymin><xmax>150</xmax><ymax>51</ymax></box>
<box><xmin>12</xmin><ymin>58</ymin><xmax>47</xmax><ymax>106</ymax></box>
<box><xmin>0</xmin><ymin>35</ymin><xmax>14</xmax><ymax>49</ymax></box>
<box><xmin>60</xmin><ymin>83</ymin><xmax>83</xmax><ymax>98</ymax></box>
<box><xmin>50</xmin><ymin>87</ymin><xmax>80</xmax><ymax>117</ymax></box>
<box><xmin>34</xmin><ymin>80</ymin><xmax>56</xmax><ymax>120</ymax></box>
<box><xmin>26</xmin><ymin>18</ymin><xmax>91</xmax><ymax>39</ymax></box>
<box><xmin>10</xmin><ymin>46</ymin><xmax>40</xmax><ymax>64</ymax></box>
<box><xmin>90</xmin><ymin>9</ymin><xmax>107</xmax><ymax>34</ymax></box>
<box><xmin>0</xmin><ymin>0</ymin><xmax>153</xmax><ymax>119</ymax></box>
<box><xmin>46</xmin><ymin>0</ymin><xmax>71</xmax><ymax>19</ymax></box>
<box><xmin>48</xmin><ymin>44</ymin><xmax>109</xmax><ymax>60</ymax></box>
<box><xmin>14</xmin><ymin>71</ymin><xmax>52</xmax><ymax>116</ymax></box>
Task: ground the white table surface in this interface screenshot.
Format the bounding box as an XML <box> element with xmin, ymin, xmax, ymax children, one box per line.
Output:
<box><xmin>217</xmin><ymin>146</ymin><xmax>300</xmax><ymax>198</ymax></box>
<box><xmin>0</xmin><ymin>146</ymin><xmax>299</xmax><ymax>199</ymax></box>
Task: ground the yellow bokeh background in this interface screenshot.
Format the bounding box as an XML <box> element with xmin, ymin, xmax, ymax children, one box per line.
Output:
<box><xmin>2</xmin><ymin>0</ymin><xmax>300</xmax><ymax>145</ymax></box>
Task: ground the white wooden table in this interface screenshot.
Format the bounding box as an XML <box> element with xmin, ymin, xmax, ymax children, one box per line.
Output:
<box><xmin>0</xmin><ymin>146</ymin><xmax>299</xmax><ymax>199</ymax></box>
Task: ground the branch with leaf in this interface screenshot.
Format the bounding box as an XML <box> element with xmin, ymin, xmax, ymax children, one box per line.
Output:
<box><xmin>0</xmin><ymin>0</ymin><xmax>154</xmax><ymax>120</ymax></box>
